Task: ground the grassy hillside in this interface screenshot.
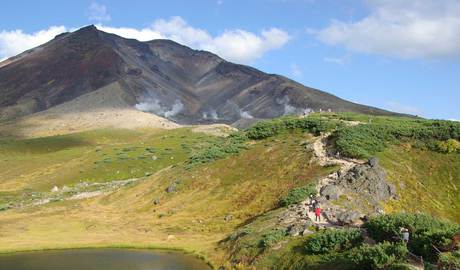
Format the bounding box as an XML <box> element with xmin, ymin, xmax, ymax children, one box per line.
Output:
<box><xmin>379</xmin><ymin>145</ymin><xmax>460</xmax><ymax>222</ymax></box>
<box><xmin>0</xmin><ymin>127</ymin><xmax>334</xmax><ymax>265</ymax></box>
<box><xmin>0</xmin><ymin>113</ymin><xmax>459</xmax><ymax>269</ymax></box>
<box><xmin>0</xmin><ymin>128</ymin><xmax>219</xmax><ymax>207</ymax></box>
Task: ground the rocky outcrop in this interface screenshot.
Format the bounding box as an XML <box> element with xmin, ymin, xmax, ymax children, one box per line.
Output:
<box><xmin>320</xmin><ymin>157</ymin><xmax>397</xmax><ymax>209</ymax></box>
<box><xmin>277</xmin><ymin>136</ymin><xmax>398</xmax><ymax>231</ymax></box>
<box><xmin>315</xmin><ymin>157</ymin><xmax>397</xmax><ymax>226</ymax></box>
<box><xmin>278</xmin><ymin>203</ymin><xmax>314</xmax><ymax>234</ymax></box>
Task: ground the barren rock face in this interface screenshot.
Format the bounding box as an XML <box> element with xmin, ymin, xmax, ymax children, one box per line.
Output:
<box><xmin>319</xmin><ymin>157</ymin><xmax>397</xmax><ymax>224</ymax></box>
<box><xmin>0</xmin><ymin>25</ymin><xmax>403</xmax><ymax>125</ymax></box>
<box><xmin>337</xmin><ymin>159</ymin><xmax>397</xmax><ymax>205</ymax></box>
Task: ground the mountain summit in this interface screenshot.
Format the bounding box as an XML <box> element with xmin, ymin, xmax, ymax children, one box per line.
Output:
<box><xmin>0</xmin><ymin>25</ymin><xmax>400</xmax><ymax>125</ymax></box>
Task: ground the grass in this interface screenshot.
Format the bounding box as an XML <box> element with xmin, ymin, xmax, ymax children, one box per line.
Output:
<box><xmin>0</xmin><ymin>127</ymin><xmax>213</xmax><ymax>201</ymax></box>
<box><xmin>0</xmin><ymin>130</ymin><xmax>333</xmax><ymax>267</ymax></box>
<box><xmin>1</xmin><ymin>113</ymin><xmax>459</xmax><ymax>268</ymax></box>
<box><xmin>378</xmin><ymin>144</ymin><xmax>460</xmax><ymax>223</ymax></box>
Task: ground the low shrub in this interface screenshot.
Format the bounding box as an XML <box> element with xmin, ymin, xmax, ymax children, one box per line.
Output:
<box><xmin>347</xmin><ymin>242</ymin><xmax>408</xmax><ymax>270</ymax></box>
<box><xmin>364</xmin><ymin>213</ymin><xmax>460</xmax><ymax>263</ymax></box>
<box><xmin>305</xmin><ymin>228</ymin><xmax>364</xmax><ymax>254</ymax></box>
<box><xmin>245</xmin><ymin>116</ymin><xmax>340</xmax><ymax>140</ymax></box>
<box><xmin>260</xmin><ymin>228</ymin><xmax>287</xmax><ymax>248</ymax></box>
<box><xmin>228</xmin><ymin>226</ymin><xmax>254</xmax><ymax>241</ymax></box>
<box><xmin>279</xmin><ymin>184</ymin><xmax>317</xmax><ymax>207</ymax></box>
<box><xmin>434</xmin><ymin>139</ymin><xmax>460</xmax><ymax>154</ymax></box>
<box><xmin>186</xmin><ymin>132</ymin><xmax>248</xmax><ymax>168</ymax></box>
<box><xmin>334</xmin><ymin>119</ymin><xmax>460</xmax><ymax>158</ymax></box>
<box><xmin>438</xmin><ymin>250</ymin><xmax>460</xmax><ymax>270</ymax></box>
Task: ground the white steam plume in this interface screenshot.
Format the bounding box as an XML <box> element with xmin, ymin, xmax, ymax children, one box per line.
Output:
<box><xmin>135</xmin><ymin>98</ymin><xmax>184</xmax><ymax>118</ymax></box>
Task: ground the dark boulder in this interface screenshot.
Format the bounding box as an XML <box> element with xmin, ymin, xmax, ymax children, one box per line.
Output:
<box><xmin>368</xmin><ymin>157</ymin><xmax>379</xmax><ymax>167</ymax></box>
<box><xmin>166</xmin><ymin>184</ymin><xmax>176</xmax><ymax>193</ymax></box>
<box><xmin>336</xmin><ymin>211</ymin><xmax>361</xmax><ymax>225</ymax></box>
<box><xmin>337</xmin><ymin>162</ymin><xmax>396</xmax><ymax>205</ymax></box>
<box><xmin>320</xmin><ymin>185</ymin><xmax>340</xmax><ymax>200</ymax></box>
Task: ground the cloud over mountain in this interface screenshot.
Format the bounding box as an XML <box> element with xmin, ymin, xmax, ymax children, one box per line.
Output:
<box><xmin>0</xmin><ymin>17</ymin><xmax>289</xmax><ymax>64</ymax></box>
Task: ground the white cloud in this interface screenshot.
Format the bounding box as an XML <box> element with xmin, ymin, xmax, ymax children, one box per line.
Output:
<box><xmin>0</xmin><ymin>17</ymin><xmax>289</xmax><ymax>64</ymax></box>
<box><xmin>0</xmin><ymin>26</ymin><xmax>67</xmax><ymax>60</ymax></box>
<box><xmin>99</xmin><ymin>16</ymin><xmax>289</xmax><ymax>63</ymax></box>
<box><xmin>384</xmin><ymin>101</ymin><xmax>422</xmax><ymax>115</ymax></box>
<box><xmin>95</xmin><ymin>25</ymin><xmax>163</xmax><ymax>41</ymax></box>
<box><xmin>87</xmin><ymin>2</ymin><xmax>111</xmax><ymax>22</ymax></box>
<box><xmin>449</xmin><ymin>119</ymin><xmax>459</xmax><ymax>122</ymax></box>
<box><xmin>290</xmin><ymin>63</ymin><xmax>303</xmax><ymax>77</ymax></box>
<box><xmin>316</xmin><ymin>0</ymin><xmax>460</xmax><ymax>59</ymax></box>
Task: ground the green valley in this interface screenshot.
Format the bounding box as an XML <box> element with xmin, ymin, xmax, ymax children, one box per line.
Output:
<box><xmin>0</xmin><ymin>113</ymin><xmax>459</xmax><ymax>269</ymax></box>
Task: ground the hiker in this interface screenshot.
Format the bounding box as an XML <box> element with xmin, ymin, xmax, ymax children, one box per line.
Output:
<box><xmin>309</xmin><ymin>195</ymin><xmax>317</xmax><ymax>212</ymax></box>
<box><xmin>315</xmin><ymin>205</ymin><xmax>322</xmax><ymax>222</ymax></box>
<box><xmin>400</xmin><ymin>227</ymin><xmax>410</xmax><ymax>244</ymax></box>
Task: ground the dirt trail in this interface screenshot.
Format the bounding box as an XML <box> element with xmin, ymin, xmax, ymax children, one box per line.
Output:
<box><xmin>305</xmin><ymin>133</ymin><xmax>424</xmax><ymax>270</ymax></box>
<box><xmin>311</xmin><ymin>133</ymin><xmax>359</xmax><ymax>193</ymax></box>
<box><xmin>305</xmin><ymin>133</ymin><xmax>362</xmax><ymax>227</ymax></box>
<box><xmin>280</xmin><ymin>132</ymin><xmax>363</xmax><ymax>229</ymax></box>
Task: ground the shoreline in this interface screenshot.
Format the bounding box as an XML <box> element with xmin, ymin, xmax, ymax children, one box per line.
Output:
<box><xmin>0</xmin><ymin>243</ymin><xmax>216</xmax><ymax>269</ymax></box>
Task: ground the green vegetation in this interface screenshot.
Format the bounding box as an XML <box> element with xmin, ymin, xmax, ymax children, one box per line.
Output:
<box><xmin>0</xmin><ymin>128</ymin><xmax>214</xmax><ymax>204</ymax></box>
<box><xmin>378</xmin><ymin>145</ymin><xmax>460</xmax><ymax>223</ymax></box>
<box><xmin>434</xmin><ymin>139</ymin><xmax>460</xmax><ymax>154</ymax></box>
<box><xmin>183</xmin><ymin>113</ymin><xmax>460</xmax><ymax>174</ymax></box>
<box><xmin>365</xmin><ymin>213</ymin><xmax>460</xmax><ymax>262</ymax></box>
<box><xmin>227</xmin><ymin>212</ymin><xmax>458</xmax><ymax>269</ymax></box>
<box><xmin>438</xmin><ymin>250</ymin><xmax>460</xmax><ymax>270</ymax></box>
<box><xmin>260</xmin><ymin>228</ymin><xmax>288</xmax><ymax>248</ymax></box>
<box><xmin>346</xmin><ymin>242</ymin><xmax>408</xmax><ymax>270</ymax></box>
<box><xmin>1</xmin><ymin>113</ymin><xmax>460</xmax><ymax>269</ymax></box>
<box><xmin>304</xmin><ymin>229</ymin><xmax>363</xmax><ymax>254</ymax></box>
<box><xmin>245</xmin><ymin>116</ymin><xmax>340</xmax><ymax>140</ymax></box>
<box><xmin>279</xmin><ymin>184</ymin><xmax>316</xmax><ymax>207</ymax></box>
<box><xmin>332</xmin><ymin>116</ymin><xmax>460</xmax><ymax>159</ymax></box>
<box><xmin>185</xmin><ymin>132</ymin><xmax>248</xmax><ymax>168</ymax></box>
<box><xmin>243</xmin><ymin>113</ymin><xmax>460</xmax><ymax>160</ymax></box>
<box><xmin>0</xmin><ymin>128</ymin><xmax>334</xmax><ymax>267</ymax></box>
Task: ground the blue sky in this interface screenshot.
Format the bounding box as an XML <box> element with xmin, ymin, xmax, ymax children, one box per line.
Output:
<box><xmin>1</xmin><ymin>0</ymin><xmax>459</xmax><ymax>120</ymax></box>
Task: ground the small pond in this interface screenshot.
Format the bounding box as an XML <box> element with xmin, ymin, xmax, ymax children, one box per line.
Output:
<box><xmin>0</xmin><ymin>248</ymin><xmax>212</xmax><ymax>270</ymax></box>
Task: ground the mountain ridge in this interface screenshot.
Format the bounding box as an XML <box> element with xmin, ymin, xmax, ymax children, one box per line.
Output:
<box><xmin>0</xmin><ymin>25</ymin><xmax>407</xmax><ymax>126</ymax></box>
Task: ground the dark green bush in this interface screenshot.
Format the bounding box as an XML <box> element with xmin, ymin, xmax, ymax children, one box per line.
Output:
<box><xmin>334</xmin><ymin>118</ymin><xmax>460</xmax><ymax>158</ymax></box>
<box><xmin>305</xmin><ymin>229</ymin><xmax>364</xmax><ymax>254</ymax></box>
<box><xmin>438</xmin><ymin>250</ymin><xmax>460</xmax><ymax>270</ymax></box>
<box><xmin>364</xmin><ymin>213</ymin><xmax>460</xmax><ymax>263</ymax></box>
<box><xmin>245</xmin><ymin>116</ymin><xmax>340</xmax><ymax>140</ymax></box>
<box><xmin>347</xmin><ymin>242</ymin><xmax>408</xmax><ymax>270</ymax></box>
<box><xmin>279</xmin><ymin>184</ymin><xmax>317</xmax><ymax>207</ymax></box>
<box><xmin>186</xmin><ymin>132</ymin><xmax>248</xmax><ymax>168</ymax></box>
<box><xmin>260</xmin><ymin>228</ymin><xmax>287</xmax><ymax>248</ymax></box>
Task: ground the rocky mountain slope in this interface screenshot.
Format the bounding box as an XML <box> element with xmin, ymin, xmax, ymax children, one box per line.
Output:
<box><xmin>0</xmin><ymin>25</ymin><xmax>402</xmax><ymax>126</ymax></box>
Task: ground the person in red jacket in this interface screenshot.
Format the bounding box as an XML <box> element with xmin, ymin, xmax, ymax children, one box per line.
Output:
<box><xmin>315</xmin><ymin>206</ymin><xmax>321</xmax><ymax>222</ymax></box>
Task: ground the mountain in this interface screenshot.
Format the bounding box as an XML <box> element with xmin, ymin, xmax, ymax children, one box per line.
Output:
<box><xmin>0</xmin><ymin>25</ymin><xmax>402</xmax><ymax>126</ymax></box>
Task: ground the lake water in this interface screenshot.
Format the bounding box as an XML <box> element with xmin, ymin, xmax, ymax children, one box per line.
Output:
<box><xmin>0</xmin><ymin>249</ymin><xmax>212</xmax><ymax>270</ymax></box>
